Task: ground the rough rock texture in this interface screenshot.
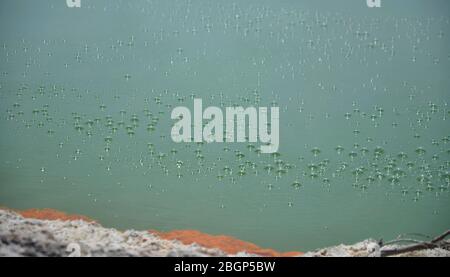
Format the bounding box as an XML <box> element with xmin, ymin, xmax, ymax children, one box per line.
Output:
<box><xmin>303</xmin><ymin>239</ymin><xmax>450</xmax><ymax>257</ymax></box>
<box><xmin>1</xmin><ymin>209</ymin><xmax>448</xmax><ymax>257</ymax></box>
<box><xmin>0</xmin><ymin>209</ymin><xmax>254</xmax><ymax>257</ymax></box>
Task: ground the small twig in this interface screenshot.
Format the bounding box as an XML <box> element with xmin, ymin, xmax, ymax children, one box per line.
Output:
<box><xmin>380</xmin><ymin>242</ymin><xmax>436</xmax><ymax>257</ymax></box>
<box><xmin>380</xmin><ymin>230</ymin><xmax>450</xmax><ymax>257</ymax></box>
<box><xmin>383</xmin><ymin>239</ymin><xmax>425</xmax><ymax>246</ymax></box>
<box><xmin>431</xmin><ymin>230</ymin><xmax>450</xmax><ymax>244</ymax></box>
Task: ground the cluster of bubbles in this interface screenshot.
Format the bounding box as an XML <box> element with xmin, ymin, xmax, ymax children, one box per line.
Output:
<box><xmin>0</xmin><ymin>0</ymin><xmax>449</xmax><ymax>212</ymax></box>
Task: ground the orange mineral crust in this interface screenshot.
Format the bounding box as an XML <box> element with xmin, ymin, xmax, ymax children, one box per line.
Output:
<box><xmin>151</xmin><ymin>229</ymin><xmax>302</xmax><ymax>257</ymax></box>
<box><xmin>1</xmin><ymin>207</ymin><xmax>302</xmax><ymax>257</ymax></box>
<box><xmin>13</xmin><ymin>208</ymin><xmax>95</xmax><ymax>223</ymax></box>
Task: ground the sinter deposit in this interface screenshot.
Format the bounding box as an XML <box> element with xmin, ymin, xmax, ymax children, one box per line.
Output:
<box><xmin>1</xmin><ymin>209</ymin><xmax>448</xmax><ymax>257</ymax></box>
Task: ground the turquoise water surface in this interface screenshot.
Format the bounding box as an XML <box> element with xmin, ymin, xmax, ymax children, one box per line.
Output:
<box><xmin>0</xmin><ymin>0</ymin><xmax>449</xmax><ymax>252</ymax></box>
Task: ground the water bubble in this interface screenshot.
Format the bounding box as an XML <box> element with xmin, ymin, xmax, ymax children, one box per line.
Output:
<box><xmin>292</xmin><ymin>180</ymin><xmax>302</xmax><ymax>189</ymax></box>
<box><xmin>348</xmin><ymin>151</ymin><xmax>358</xmax><ymax>160</ymax></box>
<box><xmin>247</xmin><ymin>144</ymin><xmax>256</xmax><ymax>151</ymax></box>
<box><xmin>388</xmin><ymin>176</ymin><xmax>400</xmax><ymax>185</ymax></box>
<box><xmin>276</xmin><ymin>167</ymin><xmax>287</xmax><ymax>177</ymax></box>
<box><xmin>415</xmin><ymin>147</ymin><xmax>426</xmax><ymax>156</ymax></box>
<box><xmin>374</xmin><ymin>146</ymin><xmax>385</xmax><ymax>158</ymax></box>
<box><xmin>264</xmin><ymin>164</ymin><xmax>274</xmax><ymax>173</ymax></box>
<box><xmin>397</xmin><ymin>152</ymin><xmax>408</xmax><ymax>161</ymax></box>
<box><xmin>236</xmin><ymin>152</ymin><xmax>245</xmax><ymax>160</ymax></box>
<box><xmin>75</xmin><ymin>125</ymin><xmax>84</xmax><ymax>132</ymax></box>
<box><xmin>311</xmin><ymin>147</ymin><xmax>321</xmax><ymax>156</ymax></box>
<box><xmin>274</xmin><ymin>159</ymin><xmax>284</xmax><ymax>166</ymax></box>
<box><xmin>271</xmin><ymin>152</ymin><xmax>281</xmax><ymax>159</ymax></box>
<box><xmin>360</xmin><ymin>147</ymin><xmax>369</xmax><ymax>155</ymax></box>
<box><xmin>370</xmin><ymin>114</ymin><xmax>377</xmax><ymax>121</ymax></box>
<box><xmin>238</xmin><ymin>169</ymin><xmax>246</xmax><ymax>176</ymax></box>
<box><xmin>335</xmin><ymin>145</ymin><xmax>344</xmax><ymax>154</ymax></box>
<box><xmin>307</xmin><ymin>163</ymin><xmax>319</xmax><ymax>172</ymax></box>
<box><xmin>223</xmin><ymin>166</ymin><xmax>232</xmax><ymax>174</ymax></box>
<box><xmin>131</xmin><ymin>114</ymin><xmax>139</xmax><ymax>123</ymax></box>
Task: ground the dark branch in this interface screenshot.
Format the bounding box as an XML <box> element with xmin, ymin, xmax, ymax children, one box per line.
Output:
<box><xmin>380</xmin><ymin>230</ymin><xmax>449</xmax><ymax>257</ymax></box>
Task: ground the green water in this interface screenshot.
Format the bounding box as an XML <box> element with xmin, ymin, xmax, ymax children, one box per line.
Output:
<box><xmin>0</xmin><ymin>0</ymin><xmax>449</xmax><ymax>252</ymax></box>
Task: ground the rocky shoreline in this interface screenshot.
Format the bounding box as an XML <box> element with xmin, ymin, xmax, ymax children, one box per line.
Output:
<box><xmin>0</xmin><ymin>209</ymin><xmax>247</xmax><ymax>257</ymax></box>
<box><xmin>0</xmin><ymin>209</ymin><xmax>448</xmax><ymax>257</ymax></box>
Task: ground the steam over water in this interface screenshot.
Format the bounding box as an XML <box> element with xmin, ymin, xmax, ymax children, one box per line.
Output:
<box><xmin>0</xmin><ymin>0</ymin><xmax>449</xmax><ymax>251</ymax></box>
